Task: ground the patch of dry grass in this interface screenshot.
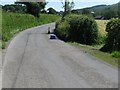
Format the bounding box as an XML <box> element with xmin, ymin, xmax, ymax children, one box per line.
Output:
<box><xmin>96</xmin><ymin>20</ymin><xmax>109</xmax><ymax>36</ymax></box>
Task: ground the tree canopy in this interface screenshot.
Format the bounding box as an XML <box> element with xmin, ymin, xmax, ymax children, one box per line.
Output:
<box><xmin>47</xmin><ymin>7</ymin><xmax>57</xmax><ymax>14</ymax></box>
<box><xmin>16</xmin><ymin>2</ymin><xmax>47</xmax><ymax>18</ymax></box>
<box><xmin>61</xmin><ymin>0</ymin><xmax>75</xmax><ymax>18</ymax></box>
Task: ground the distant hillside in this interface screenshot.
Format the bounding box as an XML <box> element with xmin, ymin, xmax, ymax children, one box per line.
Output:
<box><xmin>76</xmin><ymin>3</ymin><xmax>118</xmax><ymax>13</ymax></box>
<box><xmin>89</xmin><ymin>5</ymin><xmax>108</xmax><ymax>13</ymax></box>
<box><xmin>72</xmin><ymin>2</ymin><xmax>119</xmax><ymax>19</ymax></box>
<box><xmin>88</xmin><ymin>3</ymin><xmax>118</xmax><ymax>13</ymax></box>
<box><xmin>82</xmin><ymin>5</ymin><xmax>107</xmax><ymax>13</ymax></box>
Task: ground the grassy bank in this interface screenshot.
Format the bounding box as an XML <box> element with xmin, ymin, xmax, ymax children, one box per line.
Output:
<box><xmin>69</xmin><ymin>42</ymin><xmax>119</xmax><ymax>68</ymax></box>
<box><xmin>69</xmin><ymin>20</ymin><xmax>120</xmax><ymax>67</ymax></box>
<box><xmin>2</xmin><ymin>12</ymin><xmax>60</xmax><ymax>48</ymax></box>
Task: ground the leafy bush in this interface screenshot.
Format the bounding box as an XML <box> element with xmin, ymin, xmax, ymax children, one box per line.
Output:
<box><xmin>55</xmin><ymin>15</ymin><xmax>99</xmax><ymax>45</ymax></box>
<box><xmin>111</xmin><ymin>51</ymin><xmax>120</xmax><ymax>58</ymax></box>
<box><xmin>68</xmin><ymin>15</ymin><xmax>98</xmax><ymax>45</ymax></box>
<box><xmin>55</xmin><ymin>20</ymin><xmax>70</xmax><ymax>41</ymax></box>
<box><xmin>100</xmin><ymin>18</ymin><xmax>120</xmax><ymax>52</ymax></box>
<box><xmin>97</xmin><ymin>33</ymin><xmax>107</xmax><ymax>44</ymax></box>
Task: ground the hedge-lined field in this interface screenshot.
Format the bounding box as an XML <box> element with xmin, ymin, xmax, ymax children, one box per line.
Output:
<box><xmin>2</xmin><ymin>12</ymin><xmax>60</xmax><ymax>43</ymax></box>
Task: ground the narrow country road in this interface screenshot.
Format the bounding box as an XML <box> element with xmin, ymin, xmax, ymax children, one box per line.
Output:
<box><xmin>3</xmin><ymin>23</ymin><xmax>118</xmax><ymax>88</ymax></box>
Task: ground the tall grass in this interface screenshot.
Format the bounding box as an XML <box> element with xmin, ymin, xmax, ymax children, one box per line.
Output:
<box><xmin>1</xmin><ymin>12</ymin><xmax>60</xmax><ymax>49</ymax></box>
<box><xmin>96</xmin><ymin>20</ymin><xmax>109</xmax><ymax>36</ymax></box>
<box><xmin>2</xmin><ymin>12</ymin><xmax>60</xmax><ymax>42</ymax></box>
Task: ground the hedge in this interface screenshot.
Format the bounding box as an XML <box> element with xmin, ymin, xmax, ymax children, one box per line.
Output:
<box><xmin>55</xmin><ymin>15</ymin><xmax>99</xmax><ymax>45</ymax></box>
<box><xmin>100</xmin><ymin>18</ymin><xmax>120</xmax><ymax>52</ymax></box>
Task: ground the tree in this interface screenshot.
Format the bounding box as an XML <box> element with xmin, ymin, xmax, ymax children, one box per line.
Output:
<box><xmin>16</xmin><ymin>1</ymin><xmax>47</xmax><ymax>18</ymax></box>
<box><xmin>102</xmin><ymin>10</ymin><xmax>117</xmax><ymax>19</ymax></box>
<box><xmin>47</xmin><ymin>7</ymin><xmax>57</xmax><ymax>14</ymax></box>
<box><xmin>41</xmin><ymin>9</ymin><xmax>47</xmax><ymax>13</ymax></box>
<box><xmin>71</xmin><ymin>10</ymin><xmax>79</xmax><ymax>14</ymax></box>
<box><xmin>2</xmin><ymin>5</ymin><xmax>15</xmax><ymax>12</ymax></box>
<box><xmin>38</xmin><ymin>2</ymin><xmax>47</xmax><ymax>12</ymax></box>
<box><xmin>61</xmin><ymin>0</ymin><xmax>75</xmax><ymax>18</ymax></box>
<box><xmin>82</xmin><ymin>8</ymin><xmax>90</xmax><ymax>14</ymax></box>
<box><xmin>26</xmin><ymin>2</ymin><xmax>40</xmax><ymax>18</ymax></box>
<box><xmin>2</xmin><ymin>4</ymin><xmax>26</xmax><ymax>13</ymax></box>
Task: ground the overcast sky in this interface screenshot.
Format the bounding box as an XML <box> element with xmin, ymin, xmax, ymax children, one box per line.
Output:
<box><xmin>1</xmin><ymin>0</ymin><xmax>119</xmax><ymax>11</ymax></box>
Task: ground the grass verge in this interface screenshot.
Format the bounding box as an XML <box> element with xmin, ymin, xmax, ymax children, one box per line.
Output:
<box><xmin>2</xmin><ymin>12</ymin><xmax>60</xmax><ymax>48</ymax></box>
<box><xmin>68</xmin><ymin>42</ymin><xmax>119</xmax><ymax>68</ymax></box>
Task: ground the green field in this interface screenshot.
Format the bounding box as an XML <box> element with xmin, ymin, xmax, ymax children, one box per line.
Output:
<box><xmin>1</xmin><ymin>12</ymin><xmax>60</xmax><ymax>48</ymax></box>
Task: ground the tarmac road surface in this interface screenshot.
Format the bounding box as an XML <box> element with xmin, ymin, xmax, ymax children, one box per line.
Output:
<box><xmin>2</xmin><ymin>23</ymin><xmax>118</xmax><ymax>88</ymax></box>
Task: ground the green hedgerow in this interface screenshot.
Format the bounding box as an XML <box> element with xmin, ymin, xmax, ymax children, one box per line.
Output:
<box><xmin>101</xmin><ymin>18</ymin><xmax>120</xmax><ymax>52</ymax></box>
<box><xmin>55</xmin><ymin>15</ymin><xmax>99</xmax><ymax>45</ymax></box>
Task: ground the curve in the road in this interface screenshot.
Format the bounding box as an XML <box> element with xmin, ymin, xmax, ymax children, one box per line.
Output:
<box><xmin>3</xmin><ymin>23</ymin><xmax>118</xmax><ymax>88</ymax></box>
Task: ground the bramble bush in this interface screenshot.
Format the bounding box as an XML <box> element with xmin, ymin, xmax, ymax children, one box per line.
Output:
<box><xmin>55</xmin><ymin>15</ymin><xmax>99</xmax><ymax>45</ymax></box>
<box><xmin>100</xmin><ymin>18</ymin><xmax>120</xmax><ymax>52</ymax></box>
